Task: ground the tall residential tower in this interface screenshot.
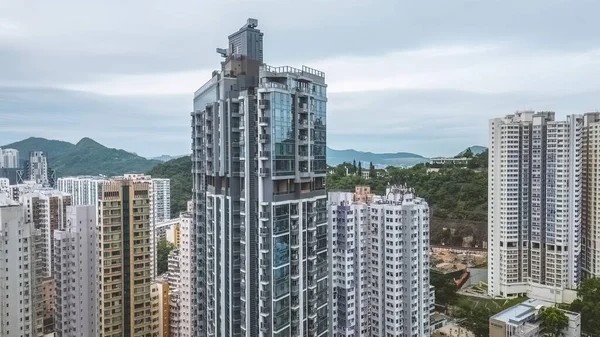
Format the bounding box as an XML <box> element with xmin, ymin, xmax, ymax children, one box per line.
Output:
<box><xmin>329</xmin><ymin>186</ymin><xmax>432</xmax><ymax>337</ymax></box>
<box><xmin>488</xmin><ymin>111</ymin><xmax>582</xmax><ymax>300</ymax></box>
<box><xmin>191</xmin><ymin>19</ymin><xmax>329</xmax><ymax>337</ymax></box>
<box><xmin>97</xmin><ymin>178</ymin><xmax>152</xmax><ymax>337</ymax></box>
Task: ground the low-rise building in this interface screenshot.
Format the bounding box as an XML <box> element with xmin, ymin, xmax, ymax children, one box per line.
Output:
<box><xmin>489</xmin><ymin>299</ymin><xmax>581</xmax><ymax>337</ymax></box>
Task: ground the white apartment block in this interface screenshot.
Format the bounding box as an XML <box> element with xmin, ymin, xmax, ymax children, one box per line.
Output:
<box><xmin>0</xmin><ymin>148</ymin><xmax>19</xmax><ymax>168</ymax></box>
<box><xmin>329</xmin><ymin>186</ymin><xmax>432</xmax><ymax>337</ymax></box>
<box><xmin>168</xmin><ymin>249</ymin><xmax>181</xmax><ymax>291</ymax></box>
<box><xmin>0</xmin><ymin>194</ymin><xmax>44</xmax><ymax>337</ymax></box>
<box><xmin>488</xmin><ymin>111</ymin><xmax>582</xmax><ymax>301</ymax></box>
<box><xmin>329</xmin><ymin>192</ymin><xmax>370</xmax><ymax>336</ymax></box>
<box><xmin>170</xmin><ymin>290</ymin><xmax>182</xmax><ymax>337</ymax></box>
<box><xmin>53</xmin><ymin>205</ymin><xmax>97</xmax><ymax>337</ymax></box>
<box><xmin>178</xmin><ymin>211</ymin><xmax>196</xmax><ymax>337</ymax></box>
<box><xmin>152</xmin><ymin>178</ymin><xmax>171</xmax><ymax>223</ymax></box>
<box><xmin>7</xmin><ymin>180</ymin><xmax>42</xmax><ymax>201</ymax></box>
<box><xmin>121</xmin><ymin>174</ymin><xmax>171</xmax><ymax>224</ymax></box>
<box><xmin>20</xmin><ymin>189</ymin><xmax>72</xmax><ymax>278</ymax></box>
<box><xmin>56</xmin><ymin>176</ymin><xmax>107</xmax><ymax>206</ymax></box>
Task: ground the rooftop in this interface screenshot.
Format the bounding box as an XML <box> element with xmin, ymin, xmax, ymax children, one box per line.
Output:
<box><xmin>491</xmin><ymin>299</ymin><xmax>580</xmax><ymax>325</ymax></box>
<box><xmin>0</xmin><ymin>193</ymin><xmax>19</xmax><ymax>207</ymax></box>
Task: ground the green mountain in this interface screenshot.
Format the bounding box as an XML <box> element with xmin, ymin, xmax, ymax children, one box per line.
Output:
<box><xmin>2</xmin><ymin>137</ymin><xmax>161</xmax><ymax>176</ymax></box>
<box><xmin>147</xmin><ymin>156</ymin><xmax>192</xmax><ymax>217</ymax></box>
<box><xmin>457</xmin><ymin>145</ymin><xmax>487</xmax><ymax>157</ymax></box>
<box><xmin>327</xmin><ymin>147</ymin><xmax>429</xmax><ymax>166</ymax></box>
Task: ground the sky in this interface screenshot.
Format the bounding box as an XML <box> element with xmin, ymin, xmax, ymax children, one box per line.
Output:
<box><xmin>1</xmin><ymin>0</ymin><xmax>600</xmax><ymax>158</ymax></box>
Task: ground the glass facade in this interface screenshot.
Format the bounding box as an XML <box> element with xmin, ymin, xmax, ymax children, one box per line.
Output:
<box><xmin>271</xmin><ymin>92</ymin><xmax>295</xmax><ymax>176</ymax></box>
<box><xmin>312</xmin><ymin>86</ymin><xmax>327</xmax><ymax>174</ymax></box>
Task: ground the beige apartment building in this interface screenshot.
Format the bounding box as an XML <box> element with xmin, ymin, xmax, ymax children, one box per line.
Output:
<box><xmin>98</xmin><ymin>178</ymin><xmax>153</xmax><ymax>337</ymax></box>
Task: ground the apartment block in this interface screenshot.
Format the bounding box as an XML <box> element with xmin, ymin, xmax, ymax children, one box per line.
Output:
<box><xmin>53</xmin><ymin>205</ymin><xmax>97</xmax><ymax>337</ymax></box>
<box><xmin>0</xmin><ymin>194</ymin><xmax>44</xmax><ymax>337</ymax></box>
<box><xmin>56</xmin><ymin>176</ymin><xmax>107</xmax><ymax>206</ymax></box>
<box><xmin>488</xmin><ymin>111</ymin><xmax>582</xmax><ymax>300</ymax></box>
<box><xmin>20</xmin><ymin>189</ymin><xmax>72</xmax><ymax>278</ymax></box>
<box><xmin>329</xmin><ymin>186</ymin><xmax>432</xmax><ymax>337</ymax></box>
<box><xmin>152</xmin><ymin>178</ymin><xmax>171</xmax><ymax>223</ymax></box>
<box><xmin>98</xmin><ymin>178</ymin><xmax>152</xmax><ymax>337</ymax></box>
<box><xmin>328</xmin><ymin>192</ymin><xmax>370</xmax><ymax>336</ymax></box>
<box><xmin>28</xmin><ymin>151</ymin><xmax>49</xmax><ymax>185</ymax></box>
<box><xmin>178</xmin><ymin>211</ymin><xmax>196</xmax><ymax>337</ymax></box>
<box><xmin>151</xmin><ymin>279</ymin><xmax>170</xmax><ymax>337</ymax></box>
<box><xmin>0</xmin><ymin>148</ymin><xmax>19</xmax><ymax>168</ymax></box>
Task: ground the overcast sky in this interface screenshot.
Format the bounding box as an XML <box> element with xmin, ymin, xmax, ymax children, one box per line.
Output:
<box><xmin>1</xmin><ymin>0</ymin><xmax>600</xmax><ymax>157</ymax></box>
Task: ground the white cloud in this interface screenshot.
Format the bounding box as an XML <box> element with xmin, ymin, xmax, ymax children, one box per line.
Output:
<box><xmin>60</xmin><ymin>43</ymin><xmax>600</xmax><ymax>98</ymax></box>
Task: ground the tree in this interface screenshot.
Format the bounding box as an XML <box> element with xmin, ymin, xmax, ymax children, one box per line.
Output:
<box><xmin>570</xmin><ymin>277</ymin><xmax>600</xmax><ymax>335</ymax></box>
<box><xmin>352</xmin><ymin>160</ymin><xmax>357</xmax><ymax>174</ymax></box>
<box><xmin>358</xmin><ymin>161</ymin><xmax>362</xmax><ymax>176</ymax></box>
<box><xmin>369</xmin><ymin>161</ymin><xmax>376</xmax><ymax>178</ymax></box>
<box><xmin>463</xmin><ymin>147</ymin><xmax>473</xmax><ymax>158</ymax></box>
<box><xmin>430</xmin><ymin>271</ymin><xmax>458</xmax><ymax>305</ymax></box>
<box><xmin>539</xmin><ymin>306</ymin><xmax>569</xmax><ymax>337</ymax></box>
<box><xmin>454</xmin><ymin>300</ymin><xmax>493</xmax><ymax>337</ymax></box>
<box><xmin>157</xmin><ymin>238</ymin><xmax>175</xmax><ymax>275</ymax></box>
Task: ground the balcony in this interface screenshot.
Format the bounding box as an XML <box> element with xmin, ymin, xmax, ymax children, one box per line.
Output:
<box><xmin>298</xmin><ymin>119</ymin><xmax>309</xmax><ymax>129</ymax></box>
<box><xmin>259</xmin><ymin>99</ymin><xmax>270</xmax><ymax>109</ymax></box>
<box><xmin>259</xmin><ymin>151</ymin><xmax>270</xmax><ymax>160</ymax></box>
<box><xmin>259</xmin><ymin>117</ymin><xmax>270</xmax><ymax>126</ymax></box>
<box><xmin>259</xmin><ymin>134</ymin><xmax>270</xmax><ymax>143</ymax></box>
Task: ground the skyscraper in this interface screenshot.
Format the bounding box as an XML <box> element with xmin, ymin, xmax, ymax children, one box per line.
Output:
<box><xmin>581</xmin><ymin>112</ymin><xmax>600</xmax><ymax>279</ymax></box>
<box><xmin>488</xmin><ymin>111</ymin><xmax>582</xmax><ymax>300</ymax></box>
<box><xmin>53</xmin><ymin>205</ymin><xmax>97</xmax><ymax>337</ymax></box>
<box><xmin>97</xmin><ymin>178</ymin><xmax>152</xmax><ymax>337</ymax></box>
<box><xmin>0</xmin><ymin>148</ymin><xmax>20</xmax><ymax>168</ymax></box>
<box><xmin>152</xmin><ymin>178</ymin><xmax>171</xmax><ymax>223</ymax></box>
<box><xmin>178</xmin><ymin>210</ymin><xmax>196</xmax><ymax>337</ymax></box>
<box><xmin>28</xmin><ymin>151</ymin><xmax>49</xmax><ymax>185</ymax></box>
<box><xmin>0</xmin><ymin>194</ymin><xmax>44</xmax><ymax>337</ymax></box>
<box><xmin>329</xmin><ymin>186</ymin><xmax>432</xmax><ymax>337</ymax></box>
<box><xmin>191</xmin><ymin>18</ymin><xmax>329</xmax><ymax>337</ymax></box>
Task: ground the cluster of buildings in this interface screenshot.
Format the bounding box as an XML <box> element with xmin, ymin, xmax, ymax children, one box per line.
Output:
<box><xmin>483</xmin><ymin>110</ymin><xmax>600</xmax><ymax>336</ymax></box>
<box><xmin>0</xmin><ymin>158</ymin><xmax>180</xmax><ymax>336</ymax></box>
<box><xmin>0</xmin><ymin>150</ymin><xmax>56</xmax><ymax>186</ymax></box>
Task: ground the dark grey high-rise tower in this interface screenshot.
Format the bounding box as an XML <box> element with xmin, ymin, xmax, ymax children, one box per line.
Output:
<box><xmin>191</xmin><ymin>19</ymin><xmax>329</xmax><ymax>337</ymax></box>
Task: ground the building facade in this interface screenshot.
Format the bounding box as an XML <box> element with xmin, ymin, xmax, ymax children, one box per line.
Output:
<box><xmin>192</xmin><ymin>18</ymin><xmax>329</xmax><ymax>337</ymax></box>
<box><xmin>178</xmin><ymin>211</ymin><xmax>196</xmax><ymax>337</ymax></box>
<box><xmin>0</xmin><ymin>195</ymin><xmax>44</xmax><ymax>337</ymax></box>
<box><xmin>0</xmin><ymin>148</ymin><xmax>19</xmax><ymax>168</ymax></box>
<box><xmin>151</xmin><ymin>279</ymin><xmax>170</xmax><ymax>337</ymax></box>
<box><xmin>328</xmin><ymin>192</ymin><xmax>370</xmax><ymax>336</ymax></box>
<box><xmin>28</xmin><ymin>151</ymin><xmax>49</xmax><ymax>185</ymax></box>
<box><xmin>98</xmin><ymin>178</ymin><xmax>152</xmax><ymax>337</ymax></box>
<box><xmin>53</xmin><ymin>205</ymin><xmax>97</xmax><ymax>337</ymax></box>
<box><xmin>152</xmin><ymin>178</ymin><xmax>171</xmax><ymax>223</ymax></box>
<box><xmin>56</xmin><ymin>176</ymin><xmax>107</xmax><ymax>206</ymax></box>
<box><xmin>20</xmin><ymin>189</ymin><xmax>72</xmax><ymax>278</ymax></box>
<box><xmin>329</xmin><ymin>186</ymin><xmax>432</xmax><ymax>337</ymax></box>
<box><xmin>488</xmin><ymin>111</ymin><xmax>582</xmax><ymax>299</ymax></box>
<box><xmin>489</xmin><ymin>299</ymin><xmax>581</xmax><ymax>337</ymax></box>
